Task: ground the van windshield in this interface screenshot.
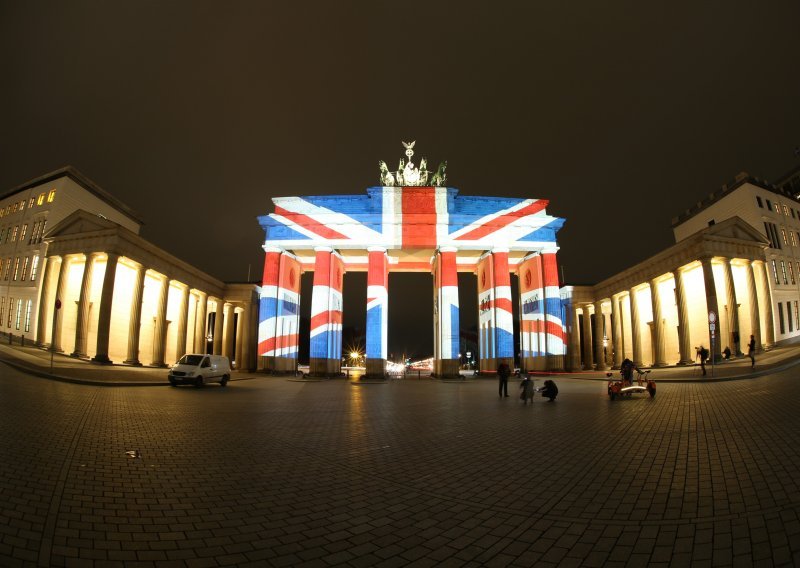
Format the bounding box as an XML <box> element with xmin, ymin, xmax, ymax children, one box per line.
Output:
<box><xmin>178</xmin><ymin>355</ymin><xmax>204</xmax><ymax>366</ymax></box>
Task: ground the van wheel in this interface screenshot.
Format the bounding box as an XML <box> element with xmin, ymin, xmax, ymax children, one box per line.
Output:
<box><xmin>220</xmin><ymin>375</ymin><xmax>229</xmax><ymax>387</ymax></box>
<box><xmin>169</xmin><ymin>379</ymin><xmax>176</xmax><ymax>387</ymax></box>
<box><xmin>195</xmin><ymin>376</ymin><xmax>204</xmax><ymax>388</ymax></box>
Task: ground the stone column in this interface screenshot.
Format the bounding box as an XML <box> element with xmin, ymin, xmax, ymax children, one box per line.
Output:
<box><xmin>194</xmin><ymin>291</ymin><xmax>208</xmax><ymax>354</ymax></box>
<box><xmin>701</xmin><ymin>257</ymin><xmax>722</xmax><ymax>361</ymax></box>
<box><xmin>630</xmin><ymin>288</ymin><xmax>643</xmax><ymax>368</ymax></box>
<box><xmin>366</xmin><ymin>247</ymin><xmax>389</xmax><ymax>377</ymax></box>
<box><xmin>580</xmin><ymin>304</ymin><xmax>593</xmax><ymax>370</ymax></box>
<box><xmin>92</xmin><ymin>253</ymin><xmax>119</xmax><ymax>364</ymax></box>
<box><xmin>36</xmin><ymin>256</ymin><xmax>60</xmax><ymax>346</ymax></box>
<box><xmin>71</xmin><ymin>253</ymin><xmax>99</xmax><ymax>358</ymax></box>
<box><xmin>234</xmin><ymin>307</ymin><xmax>244</xmax><ymax>369</ymax></box>
<box><xmin>758</xmin><ymin>261</ymin><xmax>775</xmax><ymax>348</ymax></box>
<box><xmin>150</xmin><ymin>276</ymin><xmax>169</xmax><ymax>367</ymax></box>
<box><xmin>433</xmin><ymin>247</ymin><xmax>460</xmax><ymax>377</ymax></box>
<box><xmin>175</xmin><ymin>284</ymin><xmax>189</xmax><ymax>359</ymax></box>
<box><xmin>593</xmin><ymin>300</ymin><xmax>607</xmax><ymax>371</ymax></box>
<box><xmin>721</xmin><ymin>258</ymin><xmax>741</xmax><ymax>355</ymax></box>
<box><xmin>611</xmin><ymin>294</ymin><xmax>624</xmax><ymax>369</ymax></box>
<box><xmin>213</xmin><ymin>299</ymin><xmax>224</xmax><ymax>355</ymax></box>
<box><xmin>240</xmin><ymin>302</ymin><xmax>253</xmax><ymax>371</ymax></box>
<box><xmin>541</xmin><ymin>248</ymin><xmax>565</xmax><ymax>370</ymax></box>
<box><xmin>123</xmin><ymin>263</ymin><xmax>146</xmax><ymax>365</ymax></box>
<box><xmin>746</xmin><ymin>261</ymin><xmax>762</xmax><ymax>351</ymax></box>
<box><xmin>650</xmin><ymin>278</ymin><xmax>667</xmax><ymax>366</ymax></box>
<box><xmin>673</xmin><ymin>267</ymin><xmax>693</xmax><ymax>365</ymax></box>
<box><xmin>51</xmin><ymin>255</ymin><xmax>73</xmax><ymax>353</ymax></box>
<box><xmin>222</xmin><ymin>302</ymin><xmax>235</xmax><ymax>359</ymax></box>
<box><xmin>566</xmin><ymin>304</ymin><xmax>582</xmax><ymax>371</ymax></box>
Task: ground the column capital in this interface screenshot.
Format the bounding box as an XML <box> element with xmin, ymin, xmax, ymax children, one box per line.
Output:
<box><xmin>263</xmin><ymin>245</ymin><xmax>284</xmax><ymax>254</ymax></box>
<box><xmin>314</xmin><ymin>246</ymin><xmax>333</xmax><ymax>253</ymax></box>
<box><xmin>540</xmin><ymin>245</ymin><xmax>559</xmax><ymax>255</ymax></box>
<box><xmin>367</xmin><ymin>246</ymin><xmax>387</xmax><ymax>254</ymax></box>
<box><xmin>490</xmin><ymin>247</ymin><xmax>509</xmax><ymax>254</ymax></box>
<box><xmin>438</xmin><ymin>246</ymin><xmax>458</xmax><ymax>254</ymax></box>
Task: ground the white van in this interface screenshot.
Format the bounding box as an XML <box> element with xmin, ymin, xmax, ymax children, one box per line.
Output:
<box><xmin>168</xmin><ymin>354</ymin><xmax>232</xmax><ymax>387</ymax></box>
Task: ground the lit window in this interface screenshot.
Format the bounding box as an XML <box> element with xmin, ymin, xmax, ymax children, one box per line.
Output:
<box><xmin>47</xmin><ymin>189</ymin><xmax>56</xmax><ymax>203</ymax></box>
<box><xmin>781</xmin><ymin>260</ymin><xmax>788</xmax><ymax>285</ymax></box>
<box><xmin>0</xmin><ymin>298</ymin><xmax>4</xmax><ymax>325</ymax></box>
<box><xmin>19</xmin><ymin>224</ymin><xmax>27</xmax><ymax>243</ymax></box>
<box><xmin>775</xmin><ymin>202</ymin><xmax>781</xmax><ymax>213</ymax></box>
<box><xmin>772</xmin><ymin>260</ymin><xmax>779</xmax><ymax>284</ymax></box>
<box><xmin>790</xmin><ymin>262</ymin><xmax>796</xmax><ymax>285</ymax></box>
<box><xmin>18</xmin><ymin>201</ymin><xmax>24</xmax><ymax>212</ymax></box>
<box><xmin>782</xmin><ymin>228</ymin><xmax>789</xmax><ymax>246</ymax></box>
<box><xmin>28</xmin><ymin>197</ymin><xmax>34</xmax><ymax>209</ymax></box>
<box><xmin>37</xmin><ymin>193</ymin><xmax>45</xmax><ymax>205</ymax></box>
<box><xmin>30</xmin><ymin>256</ymin><xmax>39</xmax><ymax>281</ymax></box>
<box><xmin>783</xmin><ymin>204</ymin><xmax>789</xmax><ymax>216</ymax></box>
<box><xmin>791</xmin><ymin>231</ymin><xmax>797</xmax><ymax>247</ymax></box>
<box><xmin>7</xmin><ymin>297</ymin><xmax>13</xmax><ymax>326</ymax></box>
<box><xmin>12</xmin><ymin>203</ymin><xmax>17</xmax><ymax>213</ymax></box>
<box><xmin>12</xmin><ymin>257</ymin><xmax>20</xmax><ymax>281</ymax></box>
<box><xmin>24</xmin><ymin>300</ymin><xmax>31</xmax><ymax>332</ymax></box>
<box><xmin>38</xmin><ymin>220</ymin><xmax>47</xmax><ymax>242</ymax></box>
<box><xmin>796</xmin><ymin>301</ymin><xmax>799</xmax><ymax>331</ymax></box>
<box><xmin>11</xmin><ymin>226</ymin><xmax>18</xmax><ymax>242</ymax></box>
<box><xmin>3</xmin><ymin>257</ymin><xmax>9</xmax><ymax>280</ymax></box>
<box><xmin>28</xmin><ymin>221</ymin><xmax>38</xmax><ymax>244</ymax></box>
<box><xmin>21</xmin><ymin>257</ymin><xmax>29</xmax><ymax>281</ymax></box>
<box><xmin>14</xmin><ymin>299</ymin><xmax>21</xmax><ymax>330</ymax></box>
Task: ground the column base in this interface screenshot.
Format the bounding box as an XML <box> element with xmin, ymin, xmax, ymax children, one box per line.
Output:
<box><xmin>70</xmin><ymin>352</ymin><xmax>89</xmax><ymax>360</ymax></box>
<box><xmin>91</xmin><ymin>354</ymin><xmax>113</xmax><ymax>365</ymax></box>
<box><xmin>365</xmin><ymin>358</ymin><xmax>386</xmax><ymax>377</ymax></box>
<box><xmin>309</xmin><ymin>358</ymin><xmax>342</xmax><ymax>377</ymax></box>
<box><xmin>264</xmin><ymin>356</ymin><xmax>298</xmax><ymax>373</ymax></box>
<box><xmin>123</xmin><ymin>359</ymin><xmax>142</xmax><ymax>366</ymax></box>
<box><xmin>546</xmin><ymin>354</ymin><xmax>565</xmax><ymax>372</ymax></box>
<box><xmin>676</xmin><ymin>359</ymin><xmax>695</xmax><ymax>366</ymax></box>
<box><xmin>433</xmin><ymin>358</ymin><xmax>460</xmax><ymax>378</ymax></box>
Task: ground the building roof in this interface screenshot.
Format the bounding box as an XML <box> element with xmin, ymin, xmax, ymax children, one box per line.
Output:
<box><xmin>0</xmin><ymin>166</ymin><xmax>144</xmax><ymax>226</ymax></box>
<box><xmin>671</xmin><ymin>171</ymin><xmax>800</xmax><ymax>228</ymax></box>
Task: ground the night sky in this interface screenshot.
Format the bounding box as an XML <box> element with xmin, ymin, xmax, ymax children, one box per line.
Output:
<box><xmin>2</xmin><ymin>2</ymin><xmax>799</xmax><ymax>357</ymax></box>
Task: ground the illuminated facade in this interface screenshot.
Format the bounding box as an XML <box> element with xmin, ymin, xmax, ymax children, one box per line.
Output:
<box><xmin>570</xmin><ymin>173</ymin><xmax>800</xmax><ymax>370</ymax></box>
<box><xmin>257</xmin><ymin>144</ymin><xmax>567</xmax><ymax>377</ymax></box>
<box><xmin>0</xmin><ymin>168</ymin><xmax>258</xmax><ymax>369</ymax></box>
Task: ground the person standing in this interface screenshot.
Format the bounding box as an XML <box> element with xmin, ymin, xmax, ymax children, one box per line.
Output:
<box><xmin>748</xmin><ymin>334</ymin><xmax>756</xmax><ymax>368</ymax></box>
<box><xmin>697</xmin><ymin>346</ymin><xmax>709</xmax><ymax>376</ymax></box>
<box><xmin>497</xmin><ymin>362</ymin><xmax>511</xmax><ymax>397</ymax></box>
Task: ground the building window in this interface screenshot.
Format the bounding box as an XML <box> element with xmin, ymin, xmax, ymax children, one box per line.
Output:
<box><xmin>767</xmin><ymin>199</ymin><xmax>773</xmax><ymax>211</ymax></box>
<box><xmin>12</xmin><ymin>203</ymin><xmax>18</xmax><ymax>213</ymax></box>
<box><xmin>756</xmin><ymin>196</ymin><xmax>763</xmax><ymax>208</ymax></box>
<box><xmin>12</xmin><ymin>257</ymin><xmax>20</xmax><ymax>281</ymax></box>
<box><xmin>3</xmin><ymin>257</ymin><xmax>10</xmax><ymax>280</ymax></box>
<box><xmin>772</xmin><ymin>260</ymin><xmax>779</xmax><ymax>285</ymax></box>
<box><xmin>7</xmin><ymin>297</ymin><xmax>13</xmax><ymax>327</ymax></box>
<box><xmin>11</xmin><ymin>226</ymin><xmax>18</xmax><ymax>242</ymax></box>
<box><xmin>19</xmin><ymin>224</ymin><xmax>27</xmax><ymax>243</ymax></box>
<box><xmin>24</xmin><ymin>300</ymin><xmax>31</xmax><ymax>332</ymax></box>
<box><xmin>796</xmin><ymin>301</ymin><xmax>800</xmax><ymax>330</ymax></box>
<box><xmin>37</xmin><ymin>220</ymin><xmax>47</xmax><ymax>243</ymax></box>
<box><xmin>791</xmin><ymin>231</ymin><xmax>797</xmax><ymax>247</ymax></box>
<box><xmin>28</xmin><ymin>221</ymin><xmax>38</xmax><ymax>244</ymax></box>
<box><xmin>14</xmin><ymin>299</ymin><xmax>21</xmax><ymax>330</ymax></box>
<box><xmin>781</xmin><ymin>260</ymin><xmax>788</xmax><ymax>285</ymax></box>
<box><xmin>708</xmin><ymin>220</ymin><xmax>716</xmax><ymax>226</ymax></box>
<box><xmin>779</xmin><ymin>302</ymin><xmax>785</xmax><ymax>334</ymax></box>
<box><xmin>37</xmin><ymin>193</ymin><xmax>45</xmax><ymax>205</ymax></box>
<box><xmin>30</xmin><ymin>256</ymin><xmax>39</xmax><ymax>281</ymax></box>
<box><xmin>781</xmin><ymin>228</ymin><xmax>789</xmax><ymax>246</ymax></box>
<box><xmin>47</xmin><ymin>189</ymin><xmax>56</xmax><ymax>203</ymax></box>
<box><xmin>0</xmin><ymin>258</ymin><xmax>3</xmax><ymax>277</ymax></box>
<box><xmin>0</xmin><ymin>298</ymin><xmax>4</xmax><ymax>325</ymax></box>
<box><xmin>775</xmin><ymin>202</ymin><xmax>781</xmax><ymax>213</ymax></box>
<box><xmin>790</xmin><ymin>262</ymin><xmax>797</xmax><ymax>285</ymax></box>
<box><xmin>788</xmin><ymin>302</ymin><xmax>794</xmax><ymax>333</ymax></box>
<box><xmin>28</xmin><ymin>197</ymin><xmax>34</xmax><ymax>209</ymax></box>
<box><xmin>793</xmin><ymin>209</ymin><xmax>797</xmax><ymax>219</ymax></box>
<box><xmin>21</xmin><ymin>257</ymin><xmax>29</xmax><ymax>281</ymax></box>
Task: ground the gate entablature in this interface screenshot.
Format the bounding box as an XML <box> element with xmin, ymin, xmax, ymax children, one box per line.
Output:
<box><xmin>256</xmin><ymin>142</ymin><xmax>567</xmax><ymax>377</ymax></box>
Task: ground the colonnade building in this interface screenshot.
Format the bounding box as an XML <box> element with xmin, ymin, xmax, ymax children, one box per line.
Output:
<box><xmin>567</xmin><ymin>172</ymin><xmax>800</xmax><ymax>371</ymax></box>
<box><xmin>0</xmin><ymin>167</ymin><xmax>258</xmax><ymax>369</ymax></box>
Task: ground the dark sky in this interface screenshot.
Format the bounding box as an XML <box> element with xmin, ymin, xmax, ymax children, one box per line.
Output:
<box><xmin>2</xmin><ymin>2</ymin><xmax>800</xmax><ymax>356</ymax></box>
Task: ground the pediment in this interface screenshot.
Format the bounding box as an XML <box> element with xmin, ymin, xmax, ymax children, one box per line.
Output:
<box><xmin>703</xmin><ymin>216</ymin><xmax>769</xmax><ymax>245</ymax></box>
<box><xmin>45</xmin><ymin>209</ymin><xmax>120</xmax><ymax>239</ymax></box>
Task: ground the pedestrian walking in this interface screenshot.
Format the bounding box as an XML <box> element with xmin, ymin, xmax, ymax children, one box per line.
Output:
<box><xmin>748</xmin><ymin>334</ymin><xmax>756</xmax><ymax>368</ymax></box>
<box><xmin>696</xmin><ymin>345</ymin><xmax>709</xmax><ymax>376</ymax></box>
<box><xmin>497</xmin><ymin>362</ymin><xmax>511</xmax><ymax>397</ymax></box>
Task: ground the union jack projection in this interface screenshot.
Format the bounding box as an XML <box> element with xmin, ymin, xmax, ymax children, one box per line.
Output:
<box><xmin>258</xmin><ymin>184</ymin><xmax>566</xmax><ymax>372</ymax></box>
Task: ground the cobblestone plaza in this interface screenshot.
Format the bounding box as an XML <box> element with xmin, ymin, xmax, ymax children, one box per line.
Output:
<box><xmin>1</xmin><ymin>360</ymin><xmax>799</xmax><ymax>566</ymax></box>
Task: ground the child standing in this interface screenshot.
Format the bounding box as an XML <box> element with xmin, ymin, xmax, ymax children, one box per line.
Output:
<box><xmin>519</xmin><ymin>374</ymin><xmax>534</xmax><ymax>404</ymax></box>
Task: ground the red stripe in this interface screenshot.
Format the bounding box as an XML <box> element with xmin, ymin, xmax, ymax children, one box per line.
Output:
<box><xmin>437</xmin><ymin>250</ymin><xmax>458</xmax><ymax>287</ymax></box>
<box><xmin>521</xmin><ymin>320</ymin><xmax>567</xmax><ymax>340</ymax></box>
<box><xmin>367</xmin><ymin>250</ymin><xmax>387</xmax><ymax>287</ymax></box>
<box><xmin>275</xmin><ymin>205</ymin><xmax>349</xmax><ymax>240</ymax></box>
<box><xmin>312</xmin><ymin>250</ymin><xmax>331</xmax><ymax>287</ymax></box>
<box><xmin>402</xmin><ymin>188</ymin><xmax>437</xmax><ymax>247</ymax></box>
<box><xmin>258</xmin><ymin>334</ymin><xmax>299</xmax><ymax>355</ymax></box>
<box><xmin>541</xmin><ymin>252</ymin><xmax>560</xmax><ymax>287</ymax></box>
<box><xmin>262</xmin><ymin>252</ymin><xmax>280</xmax><ymax>287</ymax></box>
<box><xmin>455</xmin><ymin>200</ymin><xmax>548</xmax><ymax>241</ymax></box>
